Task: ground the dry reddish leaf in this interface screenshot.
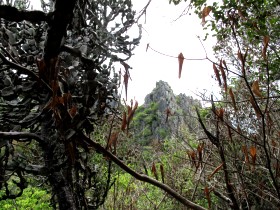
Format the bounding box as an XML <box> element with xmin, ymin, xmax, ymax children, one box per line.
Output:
<box><xmin>229</xmin><ymin>88</ymin><xmax>237</xmax><ymax>111</ymax></box>
<box><xmin>197</xmin><ymin>143</ymin><xmax>204</xmax><ymax>168</ymax></box>
<box><xmin>187</xmin><ymin>150</ymin><xmax>197</xmax><ymax>167</ymax></box>
<box><xmin>151</xmin><ymin>162</ymin><xmax>158</xmax><ymax>180</ymax></box>
<box><xmin>178</xmin><ymin>53</ymin><xmax>184</xmax><ymax>79</ymax></box>
<box><xmin>126</xmin><ymin>101</ymin><xmax>138</xmax><ymax>133</ymax></box>
<box><xmin>68</xmin><ymin>105</ymin><xmax>77</xmax><ymax>118</ymax></box>
<box><xmin>213</xmin><ymin>63</ymin><xmax>221</xmax><ymax>86</ymax></box>
<box><xmin>121</xmin><ymin>111</ymin><xmax>127</xmax><ymax>131</ymax></box>
<box><xmin>263</xmin><ymin>36</ymin><xmax>270</xmax><ymax>46</ymax></box>
<box><xmin>127</xmin><ymin>101</ymin><xmax>138</xmax><ymax>123</ymax></box>
<box><xmin>201</xmin><ymin>7</ymin><xmax>211</xmax><ymax>26</ymax></box>
<box><xmin>250</xmin><ymin>146</ymin><xmax>257</xmax><ymax>159</ymax></box>
<box><xmin>208</xmin><ymin>163</ymin><xmax>224</xmax><ymax>180</ymax></box>
<box><xmin>204</xmin><ymin>186</ymin><xmax>211</xmax><ymax>208</ymax></box>
<box><xmin>250</xmin><ymin>146</ymin><xmax>257</xmax><ymax>170</ymax></box>
<box><xmin>249</xmin><ymin>96</ymin><xmax>261</xmax><ymax>118</ymax></box>
<box><xmin>252</xmin><ymin>80</ymin><xmax>262</xmax><ymax>98</ymax></box>
<box><xmin>197</xmin><ymin>143</ymin><xmax>204</xmax><ymax>161</ymax></box>
<box><xmin>262</xmin><ymin>36</ymin><xmax>270</xmax><ymax>59</ymax></box>
<box><xmin>107</xmin><ymin>132</ymin><xmax>119</xmax><ymax>153</ymax></box>
<box><xmin>237</xmin><ymin>50</ymin><xmax>243</xmax><ymax>62</ymax></box>
<box><xmin>127</xmin><ymin>105</ymin><xmax>132</xmax><ymax>115</ymax></box>
<box><xmin>160</xmin><ymin>164</ymin><xmax>165</xmax><ymax>183</ymax></box>
<box><xmin>57</xmin><ymin>96</ymin><xmax>64</xmax><ymax>105</ymax></box>
<box><xmin>222</xmin><ymin>60</ymin><xmax>228</xmax><ymax>71</ymax></box>
<box><xmin>216</xmin><ymin>108</ymin><xmax>224</xmax><ymax>121</ymax></box>
<box><xmin>202</xmin><ymin>6</ymin><xmax>211</xmax><ymax>17</ymax></box>
<box><xmin>219</xmin><ymin>60</ymin><xmax>227</xmax><ymax>92</ymax></box>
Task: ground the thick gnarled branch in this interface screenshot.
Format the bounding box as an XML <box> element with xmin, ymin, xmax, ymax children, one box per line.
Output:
<box><xmin>43</xmin><ymin>0</ymin><xmax>77</xmax><ymax>60</ymax></box>
<box><xmin>0</xmin><ymin>131</ymin><xmax>45</xmax><ymax>145</ymax></box>
<box><xmin>0</xmin><ymin>5</ymin><xmax>50</xmax><ymax>23</ymax></box>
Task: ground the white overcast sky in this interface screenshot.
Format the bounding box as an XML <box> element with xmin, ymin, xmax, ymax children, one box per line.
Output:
<box><xmin>128</xmin><ymin>1</ymin><xmax>218</xmax><ymax>105</ymax></box>
<box><xmin>31</xmin><ymin>0</ymin><xmax>218</xmax><ymax>105</ymax></box>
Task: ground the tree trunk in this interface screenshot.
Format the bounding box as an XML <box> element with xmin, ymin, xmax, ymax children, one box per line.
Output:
<box><xmin>41</xmin><ymin>113</ymin><xmax>77</xmax><ymax>210</ymax></box>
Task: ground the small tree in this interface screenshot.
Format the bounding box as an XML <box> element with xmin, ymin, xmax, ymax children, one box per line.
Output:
<box><xmin>169</xmin><ymin>0</ymin><xmax>280</xmax><ymax>209</ymax></box>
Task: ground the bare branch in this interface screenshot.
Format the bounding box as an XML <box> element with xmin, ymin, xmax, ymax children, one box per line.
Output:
<box><xmin>0</xmin><ymin>131</ymin><xmax>45</xmax><ymax>145</ymax></box>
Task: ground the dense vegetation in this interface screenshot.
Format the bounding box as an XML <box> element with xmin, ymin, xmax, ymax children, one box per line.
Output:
<box><xmin>0</xmin><ymin>0</ymin><xmax>280</xmax><ymax>209</ymax></box>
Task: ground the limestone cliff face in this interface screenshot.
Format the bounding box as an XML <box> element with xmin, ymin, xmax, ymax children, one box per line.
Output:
<box><xmin>131</xmin><ymin>80</ymin><xmax>201</xmax><ymax>144</ymax></box>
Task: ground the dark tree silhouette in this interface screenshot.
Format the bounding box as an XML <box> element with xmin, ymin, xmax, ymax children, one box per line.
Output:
<box><xmin>0</xmin><ymin>0</ymin><xmax>142</xmax><ymax>209</ymax></box>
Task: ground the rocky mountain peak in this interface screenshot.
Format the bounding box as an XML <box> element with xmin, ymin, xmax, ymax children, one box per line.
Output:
<box><xmin>144</xmin><ymin>80</ymin><xmax>176</xmax><ymax>113</ymax></box>
<box><xmin>131</xmin><ymin>81</ymin><xmax>201</xmax><ymax>145</ymax></box>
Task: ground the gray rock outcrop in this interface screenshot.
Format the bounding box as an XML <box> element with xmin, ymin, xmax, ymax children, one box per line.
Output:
<box><xmin>131</xmin><ymin>80</ymin><xmax>201</xmax><ymax>144</ymax></box>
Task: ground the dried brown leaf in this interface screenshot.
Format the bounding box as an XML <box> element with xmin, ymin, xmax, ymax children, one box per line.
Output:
<box><xmin>151</xmin><ymin>162</ymin><xmax>158</xmax><ymax>180</ymax></box>
<box><xmin>238</xmin><ymin>50</ymin><xmax>243</xmax><ymax>62</ymax></box>
<box><xmin>202</xmin><ymin>7</ymin><xmax>211</xmax><ymax>17</ymax></box>
<box><xmin>250</xmin><ymin>146</ymin><xmax>257</xmax><ymax>170</ymax></box>
<box><xmin>107</xmin><ymin>132</ymin><xmax>119</xmax><ymax>154</ymax></box>
<box><xmin>187</xmin><ymin>150</ymin><xmax>197</xmax><ymax>167</ymax></box>
<box><xmin>213</xmin><ymin>63</ymin><xmax>221</xmax><ymax>86</ymax></box>
<box><xmin>249</xmin><ymin>96</ymin><xmax>261</xmax><ymax>118</ymax></box>
<box><xmin>204</xmin><ymin>186</ymin><xmax>211</xmax><ymax>208</ymax></box>
<box><xmin>252</xmin><ymin>80</ymin><xmax>262</xmax><ymax>98</ymax></box>
<box><xmin>208</xmin><ymin>163</ymin><xmax>224</xmax><ymax>180</ymax></box>
<box><xmin>229</xmin><ymin>88</ymin><xmax>237</xmax><ymax>111</ymax></box>
<box><xmin>262</xmin><ymin>36</ymin><xmax>270</xmax><ymax>60</ymax></box>
<box><xmin>219</xmin><ymin>60</ymin><xmax>227</xmax><ymax>92</ymax></box>
<box><xmin>121</xmin><ymin>112</ymin><xmax>127</xmax><ymax>131</ymax></box>
<box><xmin>178</xmin><ymin>53</ymin><xmax>184</xmax><ymax>79</ymax></box>
<box><xmin>216</xmin><ymin>108</ymin><xmax>224</xmax><ymax>122</ymax></box>
<box><xmin>68</xmin><ymin>105</ymin><xmax>77</xmax><ymax>118</ymax></box>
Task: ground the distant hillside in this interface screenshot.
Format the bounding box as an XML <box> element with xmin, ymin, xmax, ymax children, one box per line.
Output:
<box><xmin>130</xmin><ymin>80</ymin><xmax>202</xmax><ymax>145</ymax></box>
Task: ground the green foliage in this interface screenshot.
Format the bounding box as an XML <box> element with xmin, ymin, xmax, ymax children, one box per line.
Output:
<box><xmin>131</xmin><ymin>102</ymin><xmax>161</xmax><ymax>144</ymax></box>
<box><xmin>142</xmin><ymin>127</ymin><xmax>152</xmax><ymax>137</ymax></box>
<box><xmin>198</xmin><ymin>107</ymin><xmax>210</xmax><ymax>120</ymax></box>
<box><xmin>133</xmin><ymin>103</ymin><xmax>159</xmax><ymax>124</ymax></box>
<box><xmin>103</xmin><ymin>134</ymin><xmax>212</xmax><ymax>209</ymax></box>
<box><xmin>158</xmin><ymin>128</ymin><xmax>168</xmax><ymax>139</ymax></box>
<box><xmin>0</xmin><ymin>186</ymin><xmax>51</xmax><ymax>210</ymax></box>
